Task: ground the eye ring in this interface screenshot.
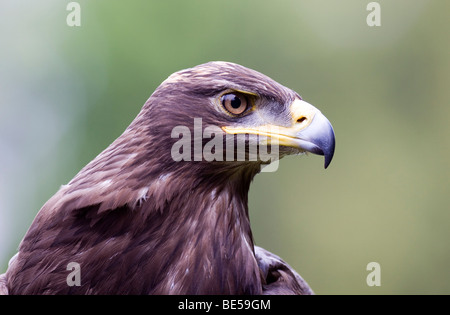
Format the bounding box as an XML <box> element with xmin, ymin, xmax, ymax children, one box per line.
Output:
<box><xmin>221</xmin><ymin>93</ymin><xmax>249</xmax><ymax>115</ymax></box>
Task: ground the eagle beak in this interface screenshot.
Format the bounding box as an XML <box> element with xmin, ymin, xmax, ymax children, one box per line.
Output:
<box><xmin>290</xmin><ymin>104</ymin><xmax>335</xmax><ymax>169</ymax></box>
<box><xmin>222</xmin><ymin>99</ymin><xmax>335</xmax><ymax>168</ymax></box>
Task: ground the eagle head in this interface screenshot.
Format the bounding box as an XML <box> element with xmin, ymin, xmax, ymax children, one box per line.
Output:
<box><xmin>137</xmin><ymin>61</ymin><xmax>334</xmax><ymax>176</ymax></box>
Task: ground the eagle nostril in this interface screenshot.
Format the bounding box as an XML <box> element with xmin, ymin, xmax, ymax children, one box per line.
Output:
<box><xmin>297</xmin><ymin>116</ymin><xmax>307</xmax><ymax>124</ymax></box>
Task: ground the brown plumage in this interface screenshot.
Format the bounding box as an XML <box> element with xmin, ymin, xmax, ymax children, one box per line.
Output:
<box><xmin>0</xmin><ymin>61</ymin><xmax>334</xmax><ymax>294</ymax></box>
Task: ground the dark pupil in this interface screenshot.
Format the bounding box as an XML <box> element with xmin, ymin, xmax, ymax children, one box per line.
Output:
<box><xmin>230</xmin><ymin>95</ymin><xmax>241</xmax><ymax>108</ymax></box>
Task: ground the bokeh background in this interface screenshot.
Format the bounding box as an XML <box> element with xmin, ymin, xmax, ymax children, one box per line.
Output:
<box><xmin>1</xmin><ymin>0</ymin><xmax>449</xmax><ymax>294</ymax></box>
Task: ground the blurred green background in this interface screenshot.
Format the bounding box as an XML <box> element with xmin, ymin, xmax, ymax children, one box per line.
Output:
<box><xmin>1</xmin><ymin>0</ymin><xmax>449</xmax><ymax>294</ymax></box>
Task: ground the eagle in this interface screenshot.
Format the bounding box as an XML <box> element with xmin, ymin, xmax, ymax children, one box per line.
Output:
<box><xmin>0</xmin><ymin>61</ymin><xmax>335</xmax><ymax>295</ymax></box>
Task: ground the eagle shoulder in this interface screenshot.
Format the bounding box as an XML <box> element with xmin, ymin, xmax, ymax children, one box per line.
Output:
<box><xmin>0</xmin><ymin>273</ymin><xmax>7</xmax><ymax>295</ymax></box>
<box><xmin>254</xmin><ymin>246</ymin><xmax>314</xmax><ymax>295</ymax></box>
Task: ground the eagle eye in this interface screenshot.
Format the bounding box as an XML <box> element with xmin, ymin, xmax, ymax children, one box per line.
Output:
<box><xmin>221</xmin><ymin>93</ymin><xmax>248</xmax><ymax>115</ymax></box>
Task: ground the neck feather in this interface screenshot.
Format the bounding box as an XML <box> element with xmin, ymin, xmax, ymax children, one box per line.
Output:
<box><xmin>137</xmin><ymin>170</ymin><xmax>262</xmax><ymax>294</ymax></box>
